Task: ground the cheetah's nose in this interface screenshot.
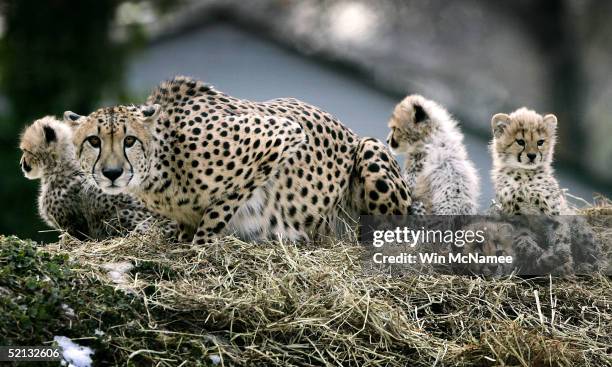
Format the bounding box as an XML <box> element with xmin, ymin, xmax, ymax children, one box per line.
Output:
<box><xmin>22</xmin><ymin>161</ymin><xmax>31</xmax><ymax>172</ymax></box>
<box><xmin>527</xmin><ymin>153</ymin><xmax>536</xmax><ymax>161</ymax></box>
<box><xmin>102</xmin><ymin>167</ymin><xmax>123</xmax><ymax>182</ymax></box>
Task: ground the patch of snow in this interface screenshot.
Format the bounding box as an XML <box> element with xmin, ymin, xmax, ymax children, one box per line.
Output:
<box><xmin>102</xmin><ymin>261</ymin><xmax>133</xmax><ymax>284</ymax></box>
<box><xmin>209</xmin><ymin>354</ymin><xmax>221</xmax><ymax>365</ymax></box>
<box><xmin>54</xmin><ymin>336</ymin><xmax>94</xmax><ymax>367</ymax></box>
<box><xmin>94</xmin><ymin>329</ymin><xmax>105</xmax><ymax>336</ymax></box>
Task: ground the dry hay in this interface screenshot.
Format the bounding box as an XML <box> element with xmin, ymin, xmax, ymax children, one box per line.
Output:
<box><xmin>43</xmin><ymin>206</ymin><xmax>612</xmax><ymax>366</ymax></box>
<box><xmin>580</xmin><ymin>195</ymin><xmax>612</xmax><ymax>271</ymax></box>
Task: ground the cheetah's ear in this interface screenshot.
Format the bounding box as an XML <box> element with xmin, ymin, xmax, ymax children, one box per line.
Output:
<box><xmin>543</xmin><ymin>114</ymin><xmax>557</xmax><ymax>129</ymax></box>
<box><xmin>491</xmin><ymin>113</ymin><xmax>511</xmax><ymax>138</ymax></box>
<box><xmin>413</xmin><ymin>104</ymin><xmax>428</xmax><ymax>123</ymax></box>
<box><xmin>42</xmin><ymin>125</ymin><xmax>56</xmax><ymax>143</ymax></box>
<box><xmin>63</xmin><ymin>111</ymin><xmax>82</xmax><ymax>126</ymax></box>
<box><xmin>140</xmin><ymin>104</ymin><xmax>161</xmax><ymax>123</ymax></box>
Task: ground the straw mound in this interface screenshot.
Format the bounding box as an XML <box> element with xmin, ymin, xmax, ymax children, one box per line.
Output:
<box><xmin>44</xmin><ymin>206</ymin><xmax>612</xmax><ymax>366</ymax></box>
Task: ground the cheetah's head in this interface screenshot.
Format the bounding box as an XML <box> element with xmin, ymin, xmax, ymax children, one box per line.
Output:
<box><xmin>386</xmin><ymin>94</ymin><xmax>445</xmax><ymax>154</ymax></box>
<box><xmin>65</xmin><ymin>104</ymin><xmax>160</xmax><ymax>194</ymax></box>
<box><xmin>490</xmin><ymin>108</ymin><xmax>557</xmax><ymax>170</ymax></box>
<box><xmin>461</xmin><ymin>221</ymin><xmax>515</xmax><ymax>276</ymax></box>
<box><xmin>19</xmin><ymin>116</ymin><xmax>75</xmax><ymax>179</ymax></box>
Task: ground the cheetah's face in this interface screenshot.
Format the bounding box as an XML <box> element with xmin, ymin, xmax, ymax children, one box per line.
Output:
<box><xmin>462</xmin><ymin>221</ymin><xmax>515</xmax><ymax>276</ymax></box>
<box><xmin>491</xmin><ymin>108</ymin><xmax>557</xmax><ymax>170</ymax></box>
<box><xmin>19</xmin><ymin>116</ymin><xmax>74</xmax><ymax>179</ymax></box>
<box><xmin>66</xmin><ymin>105</ymin><xmax>159</xmax><ymax>194</ymax></box>
<box><xmin>19</xmin><ymin>150</ymin><xmax>42</xmax><ymax>180</ymax></box>
<box><xmin>387</xmin><ymin>95</ymin><xmax>433</xmax><ymax>154</ymax></box>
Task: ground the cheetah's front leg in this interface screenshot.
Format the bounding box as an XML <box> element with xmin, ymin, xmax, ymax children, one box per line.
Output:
<box><xmin>177</xmin><ymin>223</ymin><xmax>195</xmax><ymax>243</ymax></box>
<box><xmin>351</xmin><ymin>138</ymin><xmax>412</xmax><ymax>215</ymax></box>
<box><xmin>191</xmin><ymin>192</ymin><xmax>255</xmax><ymax>245</ymax></box>
<box><xmin>403</xmin><ymin>151</ymin><xmax>423</xmax><ymax>190</ymax></box>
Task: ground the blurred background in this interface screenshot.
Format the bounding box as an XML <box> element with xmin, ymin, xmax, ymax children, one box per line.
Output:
<box><xmin>0</xmin><ymin>0</ymin><xmax>610</xmax><ymax>241</ymax></box>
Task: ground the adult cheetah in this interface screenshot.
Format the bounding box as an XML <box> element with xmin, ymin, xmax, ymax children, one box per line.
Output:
<box><xmin>19</xmin><ymin>116</ymin><xmax>177</xmax><ymax>240</ymax></box>
<box><xmin>66</xmin><ymin>76</ymin><xmax>412</xmax><ymax>244</ymax></box>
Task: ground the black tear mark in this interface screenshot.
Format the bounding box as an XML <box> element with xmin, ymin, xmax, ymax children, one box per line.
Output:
<box><xmin>517</xmin><ymin>144</ymin><xmax>525</xmax><ymax>163</ymax></box>
<box><xmin>43</xmin><ymin>126</ymin><xmax>56</xmax><ymax>143</ymax></box>
<box><xmin>414</xmin><ymin>104</ymin><xmax>427</xmax><ymax>123</ymax></box>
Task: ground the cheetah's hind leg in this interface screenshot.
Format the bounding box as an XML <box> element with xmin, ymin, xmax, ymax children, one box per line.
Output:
<box><xmin>350</xmin><ymin>138</ymin><xmax>412</xmax><ymax>216</ymax></box>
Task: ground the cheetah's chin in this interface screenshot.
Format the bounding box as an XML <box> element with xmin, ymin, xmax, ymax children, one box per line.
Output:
<box><xmin>509</xmin><ymin>160</ymin><xmax>542</xmax><ymax>170</ymax></box>
<box><xmin>101</xmin><ymin>185</ymin><xmax>127</xmax><ymax>195</ymax></box>
<box><xmin>389</xmin><ymin>145</ymin><xmax>409</xmax><ymax>155</ymax></box>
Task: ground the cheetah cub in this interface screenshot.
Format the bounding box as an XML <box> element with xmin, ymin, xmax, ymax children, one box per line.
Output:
<box><xmin>490</xmin><ymin>108</ymin><xmax>570</xmax><ymax>215</ymax></box>
<box><xmin>490</xmin><ymin>108</ymin><xmax>605</xmax><ymax>274</ymax></box>
<box><xmin>19</xmin><ymin>116</ymin><xmax>177</xmax><ymax>240</ymax></box>
<box><xmin>387</xmin><ymin>95</ymin><xmax>480</xmax><ymax>215</ymax></box>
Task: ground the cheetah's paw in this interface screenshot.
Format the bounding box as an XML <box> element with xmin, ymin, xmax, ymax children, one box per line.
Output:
<box><xmin>409</xmin><ymin>200</ymin><xmax>426</xmax><ymax>216</ymax></box>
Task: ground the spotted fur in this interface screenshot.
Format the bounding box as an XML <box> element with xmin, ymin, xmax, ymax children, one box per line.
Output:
<box><xmin>490</xmin><ymin>107</ymin><xmax>568</xmax><ymax>216</ymax></box>
<box><xmin>19</xmin><ymin>116</ymin><xmax>177</xmax><ymax>240</ymax></box>
<box><xmin>488</xmin><ymin>108</ymin><xmax>603</xmax><ymax>274</ymax></box>
<box><xmin>459</xmin><ymin>220</ymin><xmax>516</xmax><ymax>276</ymax></box>
<box><xmin>68</xmin><ymin>76</ymin><xmax>412</xmax><ymax>244</ymax></box>
<box><xmin>387</xmin><ymin>95</ymin><xmax>480</xmax><ymax>215</ymax></box>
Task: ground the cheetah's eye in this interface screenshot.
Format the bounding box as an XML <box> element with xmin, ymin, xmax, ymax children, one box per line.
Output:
<box><xmin>87</xmin><ymin>136</ymin><xmax>101</xmax><ymax>148</ymax></box>
<box><xmin>124</xmin><ymin>136</ymin><xmax>137</xmax><ymax>148</ymax></box>
<box><xmin>537</xmin><ymin>139</ymin><xmax>544</xmax><ymax>146</ymax></box>
<box><xmin>516</xmin><ymin>139</ymin><xmax>525</xmax><ymax>146</ymax></box>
